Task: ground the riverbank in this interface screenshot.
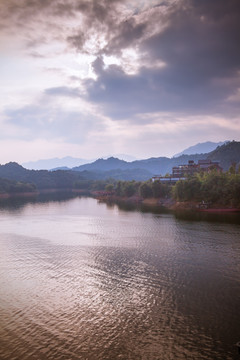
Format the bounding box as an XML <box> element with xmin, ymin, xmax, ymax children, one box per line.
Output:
<box><xmin>1</xmin><ymin>188</ymin><xmax>239</xmax><ymax>213</ymax></box>
<box><xmin>0</xmin><ymin>188</ymin><xmax>92</xmax><ymax>199</ymax></box>
<box><xmin>0</xmin><ymin>191</ymin><xmax>39</xmax><ymax>199</ymax></box>
<box><xmin>93</xmin><ymin>193</ymin><xmax>176</xmax><ymax>209</ymax></box>
<box><xmin>92</xmin><ymin>192</ymin><xmax>240</xmax><ymax>213</ymax></box>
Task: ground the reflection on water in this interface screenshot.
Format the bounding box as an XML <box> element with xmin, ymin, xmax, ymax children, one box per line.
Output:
<box><xmin>0</xmin><ymin>194</ymin><xmax>240</xmax><ymax>359</ymax></box>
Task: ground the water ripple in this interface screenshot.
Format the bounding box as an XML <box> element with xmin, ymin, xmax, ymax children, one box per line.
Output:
<box><xmin>0</xmin><ymin>197</ymin><xmax>239</xmax><ymax>359</ymax></box>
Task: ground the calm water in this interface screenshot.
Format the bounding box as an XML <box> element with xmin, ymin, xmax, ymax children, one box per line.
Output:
<box><xmin>0</xmin><ymin>195</ymin><xmax>240</xmax><ymax>360</ymax></box>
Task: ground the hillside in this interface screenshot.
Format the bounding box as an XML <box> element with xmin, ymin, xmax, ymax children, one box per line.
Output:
<box><xmin>0</xmin><ymin>163</ymin><xmax>78</xmax><ymax>189</ymax></box>
<box><xmin>173</xmin><ymin>141</ymin><xmax>228</xmax><ymax>157</ymax></box>
<box><xmin>0</xmin><ymin>142</ymin><xmax>239</xmax><ymax>188</ymax></box>
<box><xmin>207</xmin><ymin>141</ymin><xmax>240</xmax><ymax>170</ymax></box>
<box><xmin>73</xmin><ymin>141</ymin><xmax>240</xmax><ymax>175</ymax></box>
<box><xmin>22</xmin><ymin>154</ymin><xmax>137</xmax><ymax>170</ymax></box>
<box><xmin>73</xmin><ymin>154</ymin><xmax>208</xmax><ymax>175</ymax></box>
<box><xmin>73</xmin><ymin>157</ymin><xmax>130</xmax><ymax>172</ymax></box>
<box><xmin>0</xmin><ymin>162</ymin><xmax>152</xmax><ymax>188</ymax></box>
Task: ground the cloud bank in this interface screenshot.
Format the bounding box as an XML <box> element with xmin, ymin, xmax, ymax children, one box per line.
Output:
<box><xmin>0</xmin><ymin>0</ymin><xmax>240</xmax><ymax>162</ymax></box>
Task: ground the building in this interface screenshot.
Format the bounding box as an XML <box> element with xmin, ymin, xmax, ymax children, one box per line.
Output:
<box><xmin>197</xmin><ymin>159</ymin><xmax>222</xmax><ymax>172</ymax></box>
<box><xmin>172</xmin><ymin>160</ymin><xmax>198</xmax><ymax>177</ymax></box>
<box><xmin>152</xmin><ymin>159</ymin><xmax>222</xmax><ymax>183</ymax></box>
<box><xmin>152</xmin><ymin>175</ymin><xmax>186</xmax><ymax>183</ymax></box>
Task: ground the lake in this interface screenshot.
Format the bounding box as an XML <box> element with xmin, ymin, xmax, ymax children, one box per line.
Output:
<box><xmin>0</xmin><ymin>194</ymin><xmax>240</xmax><ymax>359</ymax></box>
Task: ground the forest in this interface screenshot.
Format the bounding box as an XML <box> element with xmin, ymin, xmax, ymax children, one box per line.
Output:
<box><xmin>172</xmin><ymin>165</ymin><xmax>240</xmax><ymax>207</ymax></box>
<box><xmin>0</xmin><ymin>161</ymin><xmax>240</xmax><ymax>208</ymax></box>
<box><xmin>0</xmin><ymin>178</ymin><xmax>36</xmax><ymax>194</ymax></box>
<box><xmin>75</xmin><ymin>164</ymin><xmax>240</xmax><ymax>208</ymax></box>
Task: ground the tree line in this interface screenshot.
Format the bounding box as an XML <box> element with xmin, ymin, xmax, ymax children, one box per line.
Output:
<box><xmin>74</xmin><ymin>178</ymin><xmax>172</xmax><ymax>198</ymax></box>
<box><xmin>1</xmin><ymin>163</ymin><xmax>239</xmax><ymax>207</ymax></box>
<box><xmin>172</xmin><ymin>166</ymin><xmax>240</xmax><ymax>207</ymax></box>
<box><xmin>0</xmin><ymin>178</ymin><xmax>36</xmax><ymax>194</ymax></box>
<box><xmin>75</xmin><ymin>165</ymin><xmax>240</xmax><ymax>207</ymax></box>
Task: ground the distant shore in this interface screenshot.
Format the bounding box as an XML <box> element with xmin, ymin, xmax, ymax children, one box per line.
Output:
<box><xmin>93</xmin><ymin>193</ymin><xmax>240</xmax><ymax>213</ymax></box>
<box><xmin>0</xmin><ymin>188</ymin><xmax>91</xmax><ymax>199</ymax></box>
<box><xmin>1</xmin><ymin>189</ymin><xmax>239</xmax><ymax>213</ymax></box>
<box><xmin>0</xmin><ymin>191</ymin><xmax>39</xmax><ymax>199</ymax></box>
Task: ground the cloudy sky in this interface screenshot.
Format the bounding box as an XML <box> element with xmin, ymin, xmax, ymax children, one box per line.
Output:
<box><xmin>1</xmin><ymin>0</ymin><xmax>240</xmax><ymax>163</ymax></box>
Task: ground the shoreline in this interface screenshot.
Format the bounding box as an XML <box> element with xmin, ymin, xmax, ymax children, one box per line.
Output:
<box><xmin>0</xmin><ymin>188</ymin><xmax>75</xmax><ymax>199</ymax></box>
<box><xmin>93</xmin><ymin>194</ymin><xmax>240</xmax><ymax>213</ymax></box>
<box><xmin>0</xmin><ymin>191</ymin><xmax>39</xmax><ymax>199</ymax></box>
<box><xmin>0</xmin><ymin>189</ymin><xmax>239</xmax><ymax>213</ymax></box>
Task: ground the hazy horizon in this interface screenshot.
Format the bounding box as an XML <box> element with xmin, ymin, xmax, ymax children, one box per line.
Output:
<box><xmin>0</xmin><ymin>139</ymin><xmax>235</xmax><ymax>168</ymax></box>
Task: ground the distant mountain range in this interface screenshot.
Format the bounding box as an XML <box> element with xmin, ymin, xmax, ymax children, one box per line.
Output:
<box><xmin>0</xmin><ymin>141</ymin><xmax>239</xmax><ymax>187</ymax></box>
<box><xmin>22</xmin><ymin>141</ymin><xmax>229</xmax><ymax>171</ymax></box>
<box><xmin>22</xmin><ymin>156</ymin><xmax>90</xmax><ymax>170</ymax></box>
<box><xmin>22</xmin><ymin>154</ymin><xmax>137</xmax><ymax>170</ymax></box>
<box><xmin>72</xmin><ymin>141</ymin><xmax>240</xmax><ymax>174</ymax></box>
<box><xmin>173</xmin><ymin>141</ymin><xmax>229</xmax><ymax>157</ymax></box>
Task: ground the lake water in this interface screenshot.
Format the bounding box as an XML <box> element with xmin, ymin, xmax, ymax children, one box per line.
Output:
<box><xmin>0</xmin><ymin>194</ymin><xmax>240</xmax><ymax>360</ymax></box>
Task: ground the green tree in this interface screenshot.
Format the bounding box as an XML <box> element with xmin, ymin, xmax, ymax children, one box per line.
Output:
<box><xmin>139</xmin><ymin>182</ymin><xmax>153</xmax><ymax>198</ymax></box>
<box><xmin>122</xmin><ymin>181</ymin><xmax>136</xmax><ymax>197</ymax></box>
<box><xmin>105</xmin><ymin>184</ymin><xmax>114</xmax><ymax>192</ymax></box>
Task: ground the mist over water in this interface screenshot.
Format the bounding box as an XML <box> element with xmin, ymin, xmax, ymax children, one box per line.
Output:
<box><xmin>0</xmin><ymin>195</ymin><xmax>240</xmax><ymax>359</ymax></box>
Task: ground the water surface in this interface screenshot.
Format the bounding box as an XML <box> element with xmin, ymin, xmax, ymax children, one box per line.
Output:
<box><xmin>0</xmin><ymin>195</ymin><xmax>240</xmax><ymax>359</ymax></box>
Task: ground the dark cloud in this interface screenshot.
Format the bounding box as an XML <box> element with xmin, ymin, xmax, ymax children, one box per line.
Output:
<box><xmin>83</xmin><ymin>0</ymin><xmax>240</xmax><ymax>119</ymax></box>
<box><xmin>84</xmin><ymin>60</ymin><xmax>234</xmax><ymax>119</ymax></box>
<box><xmin>66</xmin><ymin>0</ymin><xmax>127</xmax><ymax>54</ymax></box>
<box><xmin>1</xmin><ymin>0</ymin><xmax>240</xmax><ymax>121</ymax></box>
<box><xmin>103</xmin><ymin>18</ymin><xmax>147</xmax><ymax>56</ymax></box>
<box><xmin>0</xmin><ymin>0</ymin><xmax>72</xmax><ymax>49</ymax></box>
<box><xmin>142</xmin><ymin>0</ymin><xmax>240</xmax><ymax>84</ymax></box>
<box><xmin>67</xmin><ymin>32</ymin><xmax>86</xmax><ymax>52</ymax></box>
<box><xmin>0</xmin><ymin>0</ymin><xmax>128</xmax><ymax>53</ymax></box>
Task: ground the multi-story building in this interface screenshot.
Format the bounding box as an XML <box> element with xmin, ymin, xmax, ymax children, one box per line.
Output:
<box><xmin>172</xmin><ymin>160</ymin><xmax>198</xmax><ymax>177</ymax></box>
<box><xmin>152</xmin><ymin>159</ymin><xmax>222</xmax><ymax>183</ymax></box>
<box><xmin>197</xmin><ymin>159</ymin><xmax>222</xmax><ymax>172</ymax></box>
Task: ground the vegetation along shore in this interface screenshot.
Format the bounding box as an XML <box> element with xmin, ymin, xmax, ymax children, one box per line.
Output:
<box><xmin>90</xmin><ymin>165</ymin><xmax>240</xmax><ymax>211</ymax></box>
<box><xmin>0</xmin><ymin>141</ymin><xmax>240</xmax><ymax>210</ymax></box>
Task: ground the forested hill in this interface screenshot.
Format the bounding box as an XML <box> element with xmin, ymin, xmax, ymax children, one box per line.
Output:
<box><xmin>72</xmin><ymin>154</ymin><xmax>206</xmax><ymax>175</ymax></box>
<box><xmin>0</xmin><ymin>162</ymin><xmax>78</xmax><ymax>189</ymax></box>
<box><xmin>207</xmin><ymin>141</ymin><xmax>240</xmax><ymax>170</ymax></box>
<box><xmin>0</xmin><ymin>162</ymin><xmax>152</xmax><ymax>188</ymax></box>
<box><xmin>0</xmin><ymin>141</ymin><xmax>239</xmax><ymax>189</ymax></box>
<box><xmin>72</xmin><ymin>141</ymin><xmax>240</xmax><ymax>174</ymax></box>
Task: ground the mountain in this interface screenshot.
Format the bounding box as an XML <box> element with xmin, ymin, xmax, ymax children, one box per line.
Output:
<box><xmin>21</xmin><ymin>141</ymin><xmax>232</xmax><ymax>172</ymax></box>
<box><xmin>22</xmin><ymin>156</ymin><xmax>92</xmax><ymax>170</ymax></box>
<box><xmin>73</xmin><ymin>157</ymin><xmax>129</xmax><ymax>172</ymax></box>
<box><xmin>22</xmin><ymin>154</ymin><xmax>137</xmax><ymax>170</ymax></box>
<box><xmin>0</xmin><ymin>162</ymin><xmax>28</xmax><ymax>180</ymax></box>
<box><xmin>173</xmin><ymin>141</ymin><xmax>229</xmax><ymax>157</ymax></box>
<box><xmin>1</xmin><ymin>142</ymin><xmax>239</xmax><ymax>187</ymax></box>
<box><xmin>103</xmin><ymin>154</ymin><xmax>137</xmax><ymax>162</ymax></box>
<box><xmin>0</xmin><ymin>161</ymin><xmax>152</xmax><ymax>186</ymax></box>
<box><xmin>73</xmin><ymin>154</ymin><xmax>207</xmax><ymax>176</ymax></box>
<box><xmin>0</xmin><ymin>162</ymin><xmax>78</xmax><ymax>189</ymax></box>
<box><xmin>73</xmin><ymin>141</ymin><xmax>240</xmax><ymax>175</ymax></box>
<box><xmin>76</xmin><ymin>168</ymin><xmax>152</xmax><ymax>181</ymax></box>
<box><xmin>50</xmin><ymin>166</ymin><xmax>71</xmax><ymax>171</ymax></box>
<box><xmin>207</xmin><ymin>141</ymin><xmax>240</xmax><ymax>170</ymax></box>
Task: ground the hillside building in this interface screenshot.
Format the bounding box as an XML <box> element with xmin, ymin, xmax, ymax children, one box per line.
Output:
<box><xmin>152</xmin><ymin>159</ymin><xmax>222</xmax><ymax>183</ymax></box>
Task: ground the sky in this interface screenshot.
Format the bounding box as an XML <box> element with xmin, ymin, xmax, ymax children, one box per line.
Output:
<box><xmin>0</xmin><ymin>0</ymin><xmax>240</xmax><ymax>164</ymax></box>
